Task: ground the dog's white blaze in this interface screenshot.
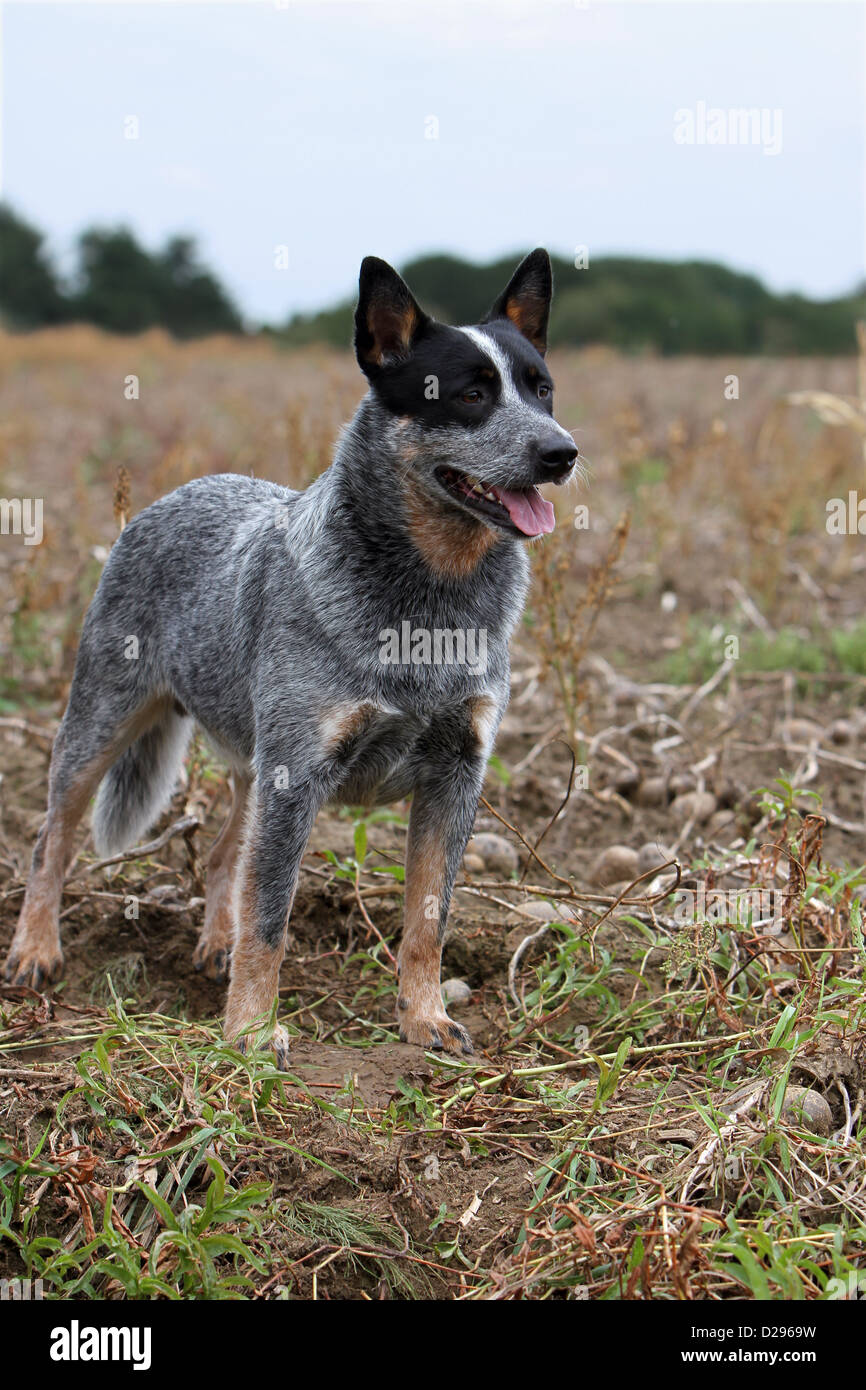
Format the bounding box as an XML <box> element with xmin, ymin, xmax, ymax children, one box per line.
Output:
<box><xmin>458</xmin><ymin>326</ymin><xmax>574</xmax><ymax>448</ymax></box>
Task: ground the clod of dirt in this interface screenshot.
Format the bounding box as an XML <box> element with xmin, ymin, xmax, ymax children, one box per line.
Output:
<box><xmin>593</xmin><ymin>844</ymin><xmax>641</xmax><ymax>886</ymax></box>
<box><xmin>670</xmin><ymin>791</ymin><xmax>717</xmax><ymax>826</ymax></box>
<box><xmin>287</xmin><ymin>1039</ymin><xmax>435</xmax><ymax>1110</ymax></box>
<box><xmin>441</xmin><ymin>978</ymin><xmax>472</xmax><ymax>1008</ymax></box>
<box><xmin>780</xmin><ymin>1086</ymin><xmax>833</xmax><ymax>1136</ymax></box>
<box><xmin>634</xmin><ymin>777</ymin><xmax>670</xmax><ymax>807</ymax></box>
<box><xmin>465</xmin><ymin>833</ymin><xmax>520</xmax><ymax>876</ymax></box>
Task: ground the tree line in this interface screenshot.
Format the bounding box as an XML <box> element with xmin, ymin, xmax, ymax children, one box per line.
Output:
<box><xmin>2</xmin><ymin>203</ymin><xmax>862</xmax><ymax>353</ymax></box>
<box><xmin>281</xmin><ymin>251</ymin><xmax>865</xmax><ymax>356</ymax></box>
<box><xmin>0</xmin><ymin>204</ymin><xmax>242</xmax><ymax>337</ymax></box>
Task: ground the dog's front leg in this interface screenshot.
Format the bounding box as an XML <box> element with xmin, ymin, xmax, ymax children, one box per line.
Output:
<box><xmin>398</xmin><ymin>709</ymin><xmax>491</xmax><ymax>1056</ymax></box>
<box><xmin>225</xmin><ymin>771</ymin><xmax>321</xmax><ymax>1067</ymax></box>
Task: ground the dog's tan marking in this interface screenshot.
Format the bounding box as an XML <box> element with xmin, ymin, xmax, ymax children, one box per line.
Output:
<box><xmin>319</xmin><ymin>701</ymin><xmax>379</xmax><ymax>757</ymax></box>
<box><xmin>401</xmin><ymin>482</ymin><xmax>500</xmax><ymax>579</ymax></box>
<box><xmin>193</xmin><ymin>773</ymin><xmax>250</xmax><ymax>981</ymax></box>
<box><xmin>467</xmin><ymin>694</ymin><xmax>499</xmax><ymax>758</ymax></box>
<box><xmin>4</xmin><ymin>771</ymin><xmax>93</xmax><ymax>986</ymax></box>
<box><xmin>362</xmin><ymin>301</ymin><xmax>419</xmax><ymax>366</ymax></box>
<box><xmin>224</xmin><ymin>796</ymin><xmax>290</xmax><ymax>1062</ymax></box>
<box><xmin>398</xmin><ymin>818</ymin><xmax>472</xmax><ymax>1055</ymax></box>
<box><xmin>503</xmin><ymin>296</ymin><xmax>546</xmax><ymax>353</ymax></box>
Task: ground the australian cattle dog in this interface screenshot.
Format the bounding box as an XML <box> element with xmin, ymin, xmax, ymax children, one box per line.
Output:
<box><xmin>6</xmin><ymin>250</ymin><xmax>578</xmax><ymax>1061</ymax></box>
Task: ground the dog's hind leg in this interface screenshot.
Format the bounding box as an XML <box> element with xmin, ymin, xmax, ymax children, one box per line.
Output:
<box><xmin>5</xmin><ymin>695</ymin><xmax>170</xmax><ymax>989</ymax></box>
<box><xmin>193</xmin><ymin>772</ymin><xmax>250</xmax><ymax>983</ymax></box>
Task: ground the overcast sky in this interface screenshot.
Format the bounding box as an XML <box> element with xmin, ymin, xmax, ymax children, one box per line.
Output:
<box><xmin>2</xmin><ymin>0</ymin><xmax>863</xmax><ymax>324</ymax></box>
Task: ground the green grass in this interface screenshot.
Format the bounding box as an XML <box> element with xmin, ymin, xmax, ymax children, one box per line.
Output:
<box><xmin>663</xmin><ymin>617</ymin><xmax>866</xmax><ymax>685</ymax></box>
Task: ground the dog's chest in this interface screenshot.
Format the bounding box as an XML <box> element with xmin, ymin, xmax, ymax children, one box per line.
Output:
<box><xmin>320</xmin><ymin>694</ymin><xmax>497</xmax><ymax>807</ymax></box>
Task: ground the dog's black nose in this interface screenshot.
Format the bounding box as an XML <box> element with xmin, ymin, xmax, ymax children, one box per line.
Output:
<box><xmin>536</xmin><ymin>441</ymin><xmax>578</xmax><ymax>478</ymax></box>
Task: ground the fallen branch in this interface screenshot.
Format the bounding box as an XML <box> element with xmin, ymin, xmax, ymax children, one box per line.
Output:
<box><xmin>68</xmin><ymin>815</ymin><xmax>201</xmax><ymax>879</ymax></box>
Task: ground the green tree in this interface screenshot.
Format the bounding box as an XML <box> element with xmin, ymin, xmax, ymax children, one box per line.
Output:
<box><xmin>155</xmin><ymin>236</ymin><xmax>242</xmax><ymax>338</ymax></box>
<box><xmin>69</xmin><ymin>227</ymin><xmax>242</xmax><ymax>337</ymax></box>
<box><xmin>0</xmin><ymin>203</ymin><xmax>66</xmax><ymax>328</ymax></box>
<box><xmin>71</xmin><ymin>226</ymin><xmax>163</xmax><ymax>332</ymax></box>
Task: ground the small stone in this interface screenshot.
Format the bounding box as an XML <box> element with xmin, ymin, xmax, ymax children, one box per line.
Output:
<box><xmin>780</xmin><ymin>1086</ymin><xmax>832</xmax><ymax>1136</ymax></box>
<box><xmin>465</xmin><ymin>833</ymin><xmax>519</xmax><ymax>876</ymax></box>
<box><xmin>441</xmin><ymin>978</ymin><xmax>472</xmax><ymax>1009</ymax></box>
<box><xmin>777</xmin><ymin>718</ymin><xmax>823</xmax><ymax>745</ymax></box>
<box><xmin>637</xmin><ymin>842</ymin><xmax>673</xmax><ymax>877</ymax></box>
<box><xmin>669</xmin><ymin>773</ymin><xmax>696</xmax><ymax>796</ymax></box>
<box><xmin>603</xmin><ymin>879</ymin><xmax>636</xmax><ymax>898</ymax></box>
<box><xmin>670</xmin><ymin>791</ymin><xmax>717</xmax><ymax>826</ymax></box>
<box><xmin>634</xmin><ymin>777</ymin><xmax>670</xmax><ymax>807</ymax></box>
<box><xmin>705</xmin><ymin>809</ymin><xmax>736</xmax><ymax>840</ymax></box>
<box><xmin>713</xmin><ymin>778</ymin><xmax>741</xmax><ymax>810</ymax></box>
<box><xmin>613</xmin><ymin>768</ymin><xmax>641</xmax><ymax>796</ymax></box>
<box><xmin>828</xmin><ymin>719</ymin><xmax>855</xmax><ymax>745</ymax></box>
<box><xmin>593</xmin><ymin>845</ymin><xmax>641</xmax><ymax>887</ymax></box>
<box><xmin>462</xmin><ymin>852</ymin><xmax>486</xmax><ymax>875</ymax></box>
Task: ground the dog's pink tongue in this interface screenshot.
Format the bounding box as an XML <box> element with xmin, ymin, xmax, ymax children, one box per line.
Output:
<box><xmin>492</xmin><ymin>485</ymin><xmax>556</xmax><ymax>537</ymax></box>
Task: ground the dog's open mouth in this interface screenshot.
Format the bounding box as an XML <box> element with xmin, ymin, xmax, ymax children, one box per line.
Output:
<box><xmin>436</xmin><ymin>467</ymin><xmax>556</xmax><ymax>537</ymax></box>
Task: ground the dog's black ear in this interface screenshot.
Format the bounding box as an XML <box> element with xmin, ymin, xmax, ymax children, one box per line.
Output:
<box><xmin>355</xmin><ymin>257</ymin><xmax>429</xmax><ymax>373</ymax></box>
<box><xmin>483</xmin><ymin>248</ymin><xmax>552</xmax><ymax>356</ymax></box>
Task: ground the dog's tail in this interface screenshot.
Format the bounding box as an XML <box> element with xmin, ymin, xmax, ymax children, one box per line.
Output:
<box><xmin>92</xmin><ymin>708</ymin><xmax>193</xmax><ymax>857</ymax></box>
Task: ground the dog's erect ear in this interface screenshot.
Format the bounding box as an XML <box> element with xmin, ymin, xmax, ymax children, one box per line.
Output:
<box><xmin>483</xmin><ymin>248</ymin><xmax>552</xmax><ymax>356</ymax></box>
<box><xmin>355</xmin><ymin>257</ymin><xmax>429</xmax><ymax>372</ymax></box>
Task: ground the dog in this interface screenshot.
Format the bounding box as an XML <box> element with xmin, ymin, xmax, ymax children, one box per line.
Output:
<box><xmin>5</xmin><ymin>249</ymin><xmax>577</xmax><ymax>1061</ymax></box>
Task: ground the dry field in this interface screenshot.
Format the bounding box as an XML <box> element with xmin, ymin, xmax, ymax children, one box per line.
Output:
<box><xmin>1</xmin><ymin>327</ymin><xmax>865</xmax><ymax>1300</ymax></box>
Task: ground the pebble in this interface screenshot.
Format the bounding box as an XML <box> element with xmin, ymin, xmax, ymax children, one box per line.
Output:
<box><xmin>705</xmin><ymin>808</ymin><xmax>736</xmax><ymax>840</ymax></box>
<box><xmin>828</xmin><ymin>719</ymin><xmax>855</xmax><ymax>745</ymax></box>
<box><xmin>637</xmin><ymin>841</ymin><xmax>673</xmax><ymax>876</ymax></box>
<box><xmin>441</xmin><ymin>978</ymin><xmax>472</xmax><ymax>1009</ymax></box>
<box><xmin>670</xmin><ymin>791</ymin><xmax>717</xmax><ymax>826</ymax></box>
<box><xmin>465</xmin><ymin>833</ymin><xmax>520</xmax><ymax>876</ymax></box>
<box><xmin>593</xmin><ymin>844</ymin><xmax>641</xmax><ymax>887</ymax></box>
<box><xmin>777</xmin><ymin>718</ymin><xmax>823</xmax><ymax>745</ymax></box>
<box><xmin>613</xmin><ymin>768</ymin><xmax>641</xmax><ymax>796</ymax></box>
<box><xmin>462</xmin><ymin>852</ymin><xmax>486</xmax><ymax>875</ymax></box>
<box><xmin>780</xmin><ymin>1086</ymin><xmax>833</xmax><ymax>1136</ymax></box>
<box><xmin>669</xmin><ymin>773</ymin><xmax>697</xmax><ymax>796</ymax></box>
<box><xmin>634</xmin><ymin>777</ymin><xmax>670</xmax><ymax>807</ymax></box>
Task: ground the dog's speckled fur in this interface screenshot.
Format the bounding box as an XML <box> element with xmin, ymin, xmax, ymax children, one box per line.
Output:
<box><xmin>5</xmin><ymin>251</ymin><xmax>577</xmax><ymax>1058</ymax></box>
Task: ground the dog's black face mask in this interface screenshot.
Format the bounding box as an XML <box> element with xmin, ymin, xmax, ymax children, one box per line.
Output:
<box><xmin>354</xmin><ymin>251</ymin><xmax>578</xmax><ymax>538</ymax></box>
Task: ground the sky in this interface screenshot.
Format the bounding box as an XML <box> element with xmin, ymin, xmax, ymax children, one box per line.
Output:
<box><xmin>1</xmin><ymin>0</ymin><xmax>864</xmax><ymax>325</ymax></box>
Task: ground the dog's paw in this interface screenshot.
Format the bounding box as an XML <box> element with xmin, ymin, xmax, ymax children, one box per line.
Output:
<box><xmin>233</xmin><ymin>1022</ymin><xmax>291</xmax><ymax>1070</ymax></box>
<box><xmin>192</xmin><ymin>942</ymin><xmax>230</xmax><ymax>983</ymax></box>
<box><xmin>399</xmin><ymin>1012</ymin><xmax>474</xmax><ymax>1056</ymax></box>
<box><xmin>4</xmin><ymin>942</ymin><xmax>63</xmax><ymax>991</ymax></box>
<box><xmin>270</xmin><ymin>1024</ymin><xmax>291</xmax><ymax>1070</ymax></box>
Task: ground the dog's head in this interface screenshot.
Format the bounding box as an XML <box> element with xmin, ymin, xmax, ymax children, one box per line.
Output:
<box><xmin>354</xmin><ymin>250</ymin><xmax>577</xmax><ymax>539</ymax></box>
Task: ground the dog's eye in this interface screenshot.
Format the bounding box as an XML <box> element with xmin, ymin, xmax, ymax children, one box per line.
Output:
<box><xmin>537</xmin><ymin>383</ymin><xmax>552</xmax><ymax>399</ymax></box>
<box><xmin>461</xmin><ymin>389</ymin><xmax>483</xmax><ymax>404</ymax></box>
